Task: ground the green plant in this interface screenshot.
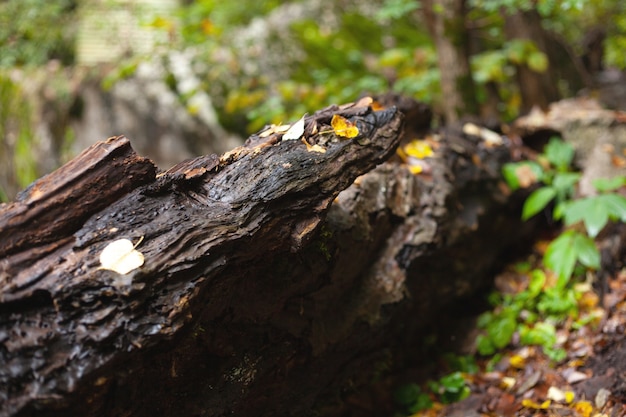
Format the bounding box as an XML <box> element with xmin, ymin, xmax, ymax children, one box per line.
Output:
<box><xmin>501</xmin><ymin>137</ymin><xmax>616</xmax><ymax>286</ymax></box>
<box><xmin>394</xmin><ymin>355</ymin><xmax>475</xmax><ymax>414</ymax></box>
<box><xmin>394</xmin><ymin>383</ymin><xmax>433</xmax><ymax>414</ymax></box>
<box><xmin>427</xmin><ymin>372</ymin><xmax>471</xmax><ymax>404</ymax></box>
<box><xmin>475</xmin><ymin>137</ymin><xmax>625</xmax><ymax>361</ymax></box>
<box><xmin>0</xmin><ymin>0</ymin><xmax>77</xmax><ymax>68</ymax></box>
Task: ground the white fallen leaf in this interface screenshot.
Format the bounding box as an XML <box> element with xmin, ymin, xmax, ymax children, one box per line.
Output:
<box><xmin>547</xmin><ymin>386</ymin><xmax>566</xmax><ymax>402</ymax></box>
<box><xmin>282</xmin><ymin>115</ymin><xmax>306</xmax><ymax>140</ymax></box>
<box><xmin>100</xmin><ymin>238</ymin><xmax>144</xmax><ymax>275</ymax></box>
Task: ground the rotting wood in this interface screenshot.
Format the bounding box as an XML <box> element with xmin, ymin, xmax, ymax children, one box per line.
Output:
<box><xmin>0</xmin><ymin>102</ymin><xmax>403</xmax><ymax>416</ymax></box>
<box><xmin>0</xmin><ymin>99</ymin><xmax>540</xmax><ymax>417</ymax></box>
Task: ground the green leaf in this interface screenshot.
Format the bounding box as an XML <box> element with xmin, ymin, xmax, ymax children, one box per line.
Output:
<box><xmin>544</xmin><ymin>230</ymin><xmax>578</xmax><ymax>287</ymax></box>
<box><xmin>528</xmin><ymin>269</ymin><xmax>546</xmax><ymax>298</ymax></box>
<box><xmin>522</xmin><ymin>187</ymin><xmax>556</xmax><ymax>220</ymax></box>
<box><xmin>519</xmin><ymin>321</ymin><xmax>556</xmax><ymax>347</ymax></box>
<box><xmin>527</xmin><ymin>51</ymin><xmax>549</xmax><ymax>72</ymax></box>
<box><xmin>600</xmin><ymin>193</ymin><xmax>626</xmax><ymax>222</ymax></box>
<box><xmin>563</xmin><ymin>196</ymin><xmax>609</xmax><ymax>237</ymax></box>
<box><xmin>486</xmin><ymin>313</ymin><xmax>516</xmax><ymax>349</ymax></box>
<box><xmin>562</xmin><ymin>196</ymin><xmax>612</xmax><ymax>238</ymax></box>
<box><xmin>537</xmin><ymin>287</ymin><xmax>578</xmax><ymax>316</ymax></box>
<box><xmin>552</xmin><ymin>172</ymin><xmax>581</xmax><ymax>197</ymax></box>
<box><xmin>572</xmin><ymin>233</ymin><xmax>600</xmax><ymax>269</ymax></box>
<box><xmin>544</xmin><ymin>137</ymin><xmax>574</xmax><ymax>171</ymax></box>
<box><xmin>592</xmin><ymin>176</ymin><xmax>626</xmax><ymax>192</ymax></box>
<box><xmin>502</xmin><ymin>161</ymin><xmax>543</xmax><ymax>190</ymax></box>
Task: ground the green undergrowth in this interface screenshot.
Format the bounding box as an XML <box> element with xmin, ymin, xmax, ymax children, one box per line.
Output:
<box><xmin>394</xmin><ymin>137</ymin><xmax>626</xmax><ymax>415</ymax></box>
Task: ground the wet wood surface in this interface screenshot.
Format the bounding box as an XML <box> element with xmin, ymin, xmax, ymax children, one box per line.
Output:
<box><xmin>0</xmin><ymin>101</ymin><xmax>536</xmax><ymax>417</ymax></box>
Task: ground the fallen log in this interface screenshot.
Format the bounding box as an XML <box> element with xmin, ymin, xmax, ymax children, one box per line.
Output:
<box><xmin>0</xmin><ymin>100</ymin><xmax>535</xmax><ymax>417</ymax></box>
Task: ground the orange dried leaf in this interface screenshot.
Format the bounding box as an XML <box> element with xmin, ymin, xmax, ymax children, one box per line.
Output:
<box><xmin>371</xmin><ymin>100</ymin><xmax>385</xmax><ymax>111</ymax></box>
<box><xmin>331</xmin><ymin>114</ymin><xmax>359</xmax><ymax>138</ymax></box>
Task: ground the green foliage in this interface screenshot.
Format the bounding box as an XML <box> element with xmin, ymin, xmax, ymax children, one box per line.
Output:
<box><xmin>543</xmin><ymin>230</ymin><xmax>600</xmax><ymax>287</ymax></box>
<box><xmin>502</xmin><ymin>137</ymin><xmax>580</xmax><ymax>220</ymax></box>
<box><xmin>476</xmin><ymin>267</ymin><xmax>579</xmax><ymax>360</ymax></box>
<box><xmin>394</xmin><ymin>383</ymin><xmax>433</xmax><ymax>414</ymax></box>
<box><xmin>0</xmin><ymin>0</ymin><xmax>77</xmax><ymax>68</ymax></box>
<box><xmin>481</xmin><ymin>135</ymin><xmax>626</xmax><ymax>363</ymax></box>
<box><xmin>0</xmin><ymin>72</ymin><xmax>37</xmax><ymax>201</ymax></box>
<box><xmin>394</xmin><ymin>354</ymin><xmax>475</xmax><ymax>414</ymax></box>
<box><xmin>428</xmin><ymin>372</ymin><xmax>471</xmax><ymax>404</ymax></box>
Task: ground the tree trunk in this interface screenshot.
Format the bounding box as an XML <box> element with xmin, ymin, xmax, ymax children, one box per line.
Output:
<box><xmin>0</xmin><ymin>100</ymin><xmax>538</xmax><ymax>417</ymax></box>
<box><xmin>503</xmin><ymin>10</ymin><xmax>562</xmax><ymax>113</ymax></box>
<box><xmin>422</xmin><ymin>0</ymin><xmax>478</xmax><ymax>123</ymax></box>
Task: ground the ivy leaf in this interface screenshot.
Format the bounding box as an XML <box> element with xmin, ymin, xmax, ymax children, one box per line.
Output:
<box><xmin>331</xmin><ymin>114</ymin><xmax>359</xmax><ymax>138</ymax></box>
<box><xmin>522</xmin><ymin>186</ymin><xmax>556</xmax><ymax>220</ymax></box>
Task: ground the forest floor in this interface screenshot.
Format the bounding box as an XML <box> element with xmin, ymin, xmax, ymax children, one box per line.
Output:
<box><xmin>436</xmin><ymin>266</ymin><xmax>626</xmax><ymax>417</ymax></box>
<box><xmin>346</xmin><ymin>255</ymin><xmax>626</xmax><ymax>417</ymax></box>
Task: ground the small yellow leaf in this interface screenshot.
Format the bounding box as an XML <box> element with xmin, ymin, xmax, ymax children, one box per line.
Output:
<box><xmin>509</xmin><ymin>354</ymin><xmax>526</xmax><ymax>369</ymax></box>
<box><xmin>565</xmin><ymin>390</ymin><xmax>576</xmax><ymax>404</ymax></box>
<box><xmin>331</xmin><ymin>114</ymin><xmax>359</xmax><ymax>138</ymax></box>
<box><xmin>404</xmin><ymin>140</ymin><xmax>434</xmax><ymax>159</ymax></box>
<box><xmin>521</xmin><ymin>399</ymin><xmax>551</xmax><ymax>409</ymax></box>
<box><xmin>100</xmin><ymin>238</ymin><xmax>144</xmax><ymax>275</ymax></box>
<box><xmin>572</xmin><ymin>401</ymin><xmax>593</xmax><ymax>417</ymax></box>
<box><xmin>283</xmin><ymin>115</ymin><xmax>306</xmax><ymax>140</ymax></box>
<box><xmin>409</xmin><ymin>165</ymin><xmax>423</xmax><ymax>175</ymax></box>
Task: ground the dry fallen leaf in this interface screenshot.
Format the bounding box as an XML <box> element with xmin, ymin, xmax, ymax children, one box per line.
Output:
<box><xmin>100</xmin><ymin>238</ymin><xmax>145</xmax><ymax>275</ymax></box>
<box><xmin>283</xmin><ymin>115</ymin><xmax>306</xmax><ymax>140</ymax></box>
<box><xmin>259</xmin><ymin>123</ymin><xmax>291</xmax><ymax>138</ymax></box>
<box><xmin>302</xmin><ymin>139</ymin><xmax>326</xmax><ymax>154</ymax></box>
<box><xmin>331</xmin><ymin>114</ymin><xmax>359</xmax><ymax>138</ymax></box>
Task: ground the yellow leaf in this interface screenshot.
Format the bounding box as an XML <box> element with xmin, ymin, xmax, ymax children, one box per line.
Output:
<box><xmin>565</xmin><ymin>391</ymin><xmax>575</xmax><ymax>403</ymax></box>
<box><xmin>509</xmin><ymin>354</ymin><xmax>525</xmax><ymax>369</ymax></box>
<box><xmin>572</xmin><ymin>401</ymin><xmax>593</xmax><ymax>417</ymax></box>
<box><xmin>331</xmin><ymin>114</ymin><xmax>359</xmax><ymax>138</ymax></box>
<box><xmin>99</xmin><ymin>238</ymin><xmax>144</xmax><ymax>275</ymax></box>
<box><xmin>409</xmin><ymin>165</ymin><xmax>423</xmax><ymax>175</ymax></box>
<box><xmin>404</xmin><ymin>140</ymin><xmax>434</xmax><ymax>159</ymax></box>
<box><xmin>521</xmin><ymin>399</ymin><xmax>551</xmax><ymax>409</ymax></box>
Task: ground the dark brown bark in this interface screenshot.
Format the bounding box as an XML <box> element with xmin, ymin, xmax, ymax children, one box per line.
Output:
<box><xmin>0</xmin><ymin>100</ymin><xmax>537</xmax><ymax>417</ymax></box>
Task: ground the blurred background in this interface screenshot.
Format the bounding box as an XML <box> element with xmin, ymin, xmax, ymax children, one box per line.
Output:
<box><xmin>1</xmin><ymin>0</ymin><xmax>625</xmax><ymax>201</ymax></box>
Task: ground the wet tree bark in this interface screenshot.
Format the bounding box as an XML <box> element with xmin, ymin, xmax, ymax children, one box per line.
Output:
<box><xmin>1</xmin><ymin>100</ymin><xmax>535</xmax><ymax>417</ymax></box>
